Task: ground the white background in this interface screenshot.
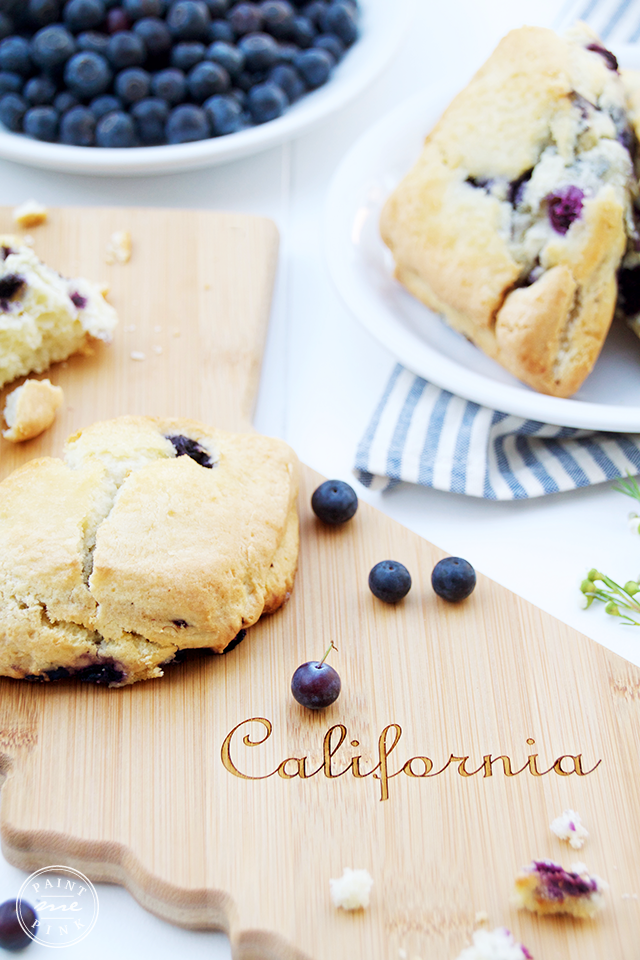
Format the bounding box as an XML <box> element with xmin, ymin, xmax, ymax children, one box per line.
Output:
<box><xmin>1</xmin><ymin>1</ymin><xmax>639</xmax><ymax>956</ymax></box>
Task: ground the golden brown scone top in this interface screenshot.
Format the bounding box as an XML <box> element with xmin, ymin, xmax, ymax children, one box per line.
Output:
<box><xmin>381</xmin><ymin>25</ymin><xmax>637</xmax><ymax>397</ymax></box>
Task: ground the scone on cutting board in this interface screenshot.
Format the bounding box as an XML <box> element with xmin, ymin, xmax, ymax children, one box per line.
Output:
<box><xmin>380</xmin><ymin>24</ymin><xmax>640</xmax><ymax>398</ymax></box>
<box><xmin>0</xmin><ymin>417</ymin><xmax>299</xmax><ymax>686</ymax></box>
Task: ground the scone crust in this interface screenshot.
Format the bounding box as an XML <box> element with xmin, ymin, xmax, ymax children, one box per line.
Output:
<box><xmin>381</xmin><ymin>26</ymin><xmax>634</xmax><ymax>397</ymax></box>
<box><xmin>0</xmin><ymin>416</ymin><xmax>299</xmax><ymax>685</ymax></box>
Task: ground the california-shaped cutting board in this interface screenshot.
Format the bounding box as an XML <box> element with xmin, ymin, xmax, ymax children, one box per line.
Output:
<box><xmin>0</xmin><ymin>206</ymin><xmax>639</xmax><ymax>960</ymax></box>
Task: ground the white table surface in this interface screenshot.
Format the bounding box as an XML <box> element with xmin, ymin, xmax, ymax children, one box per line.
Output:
<box><xmin>1</xmin><ymin>2</ymin><xmax>639</xmax><ymax>956</ymax></box>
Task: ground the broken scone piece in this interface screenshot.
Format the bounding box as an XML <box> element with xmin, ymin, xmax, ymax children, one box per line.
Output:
<box><xmin>329</xmin><ymin>868</ymin><xmax>374</xmax><ymax>910</ymax></box>
<box><xmin>0</xmin><ymin>416</ymin><xmax>299</xmax><ymax>686</ymax></box>
<box><xmin>2</xmin><ymin>378</ymin><xmax>63</xmax><ymax>442</ymax></box>
<box><xmin>0</xmin><ymin>235</ymin><xmax>118</xmax><ymax>389</ymax></box>
<box><xmin>513</xmin><ymin>859</ymin><xmax>606</xmax><ymax>918</ymax></box>
<box><xmin>381</xmin><ymin>24</ymin><xmax>640</xmax><ymax>397</ymax></box>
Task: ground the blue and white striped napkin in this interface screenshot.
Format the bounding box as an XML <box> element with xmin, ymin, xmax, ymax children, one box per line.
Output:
<box><xmin>354</xmin><ymin>2</ymin><xmax>640</xmax><ymax>501</ymax></box>
<box><xmin>354</xmin><ymin>366</ymin><xmax>640</xmax><ymax>500</ymax></box>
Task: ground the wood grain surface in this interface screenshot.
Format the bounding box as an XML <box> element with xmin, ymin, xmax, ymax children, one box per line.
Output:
<box><xmin>0</xmin><ymin>207</ymin><xmax>639</xmax><ymax>960</ymax></box>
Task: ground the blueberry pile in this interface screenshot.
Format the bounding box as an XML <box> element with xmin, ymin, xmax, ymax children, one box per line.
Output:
<box><xmin>0</xmin><ymin>0</ymin><xmax>359</xmax><ymax>147</ymax></box>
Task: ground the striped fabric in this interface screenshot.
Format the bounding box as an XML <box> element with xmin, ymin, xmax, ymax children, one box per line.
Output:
<box><xmin>354</xmin><ymin>0</ymin><xmax>640</xmax><ymax>500</ymax></box>
<box><xmin>354</xmin><ymin>366</ymin><xmax>640</xmax><ymax>500</ymax></box>
<box><xmin>557</xmin><ymin>0</ymin><xmax>640</xmax><ymax>42</ymax></box>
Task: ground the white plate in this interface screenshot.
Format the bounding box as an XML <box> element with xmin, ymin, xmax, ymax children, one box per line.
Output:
<box><xmin>0</xmin><ymin>0</ymin><xmax>415</xmax><ymax>177</ymax></box>
<box><xmin>325</xmin><ymin>78</ymin><xmax>640</xmax><ymax>432</ymax></box>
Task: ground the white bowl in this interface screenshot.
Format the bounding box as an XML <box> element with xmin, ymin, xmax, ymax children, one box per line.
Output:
<box><xmin>0</xmin><ymin>0</ymin><xmax>416</xmax><ymax>176</ymax></box>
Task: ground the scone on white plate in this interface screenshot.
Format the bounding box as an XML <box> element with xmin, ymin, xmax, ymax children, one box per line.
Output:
<box><xmin>0</xmin><ymin>235</ymin><xmax>117</xmax><ymax>389</ymax></box>
<box><xmin>381</xmin><ymin>24</ymin><xmax>640</xmax><ymax>398</ymax></box>
<box><xmin>0</xmin><ymin>416</ymin><xmax>299</xmax><ymax>686</ymax></box>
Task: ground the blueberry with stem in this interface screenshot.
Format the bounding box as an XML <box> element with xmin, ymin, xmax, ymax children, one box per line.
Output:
<box><xmin>291</xmin><ymin>640</ymin><xmax>341</xmax><ymax>709</ymax></box>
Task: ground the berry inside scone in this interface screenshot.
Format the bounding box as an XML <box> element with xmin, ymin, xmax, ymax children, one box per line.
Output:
<box><xmin>0</xmin><ymin>416</ymin><xmax>299</xmax><ymax>686</ymax></box>
<box><xmin>381</xmin><ymin>24</ymin><xmax>640</xmax><ymax>398</ymax></box>
<box><xmin>513</xmin><ymin>859</ymin><xmax>606</xmax><ymax>918</ymax></box>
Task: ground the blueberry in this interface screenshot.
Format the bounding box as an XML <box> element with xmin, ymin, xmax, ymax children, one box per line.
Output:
<box><xmin>368</xmin><ymin>560</ymin><xmax>411</xmax><ymax>604</ymax></box>
<box><xmin>208</xmin><ymin>18</ymin><xmax>234</xmax><ymax>41</ymax></box>
<box><xmin>320</xmin><ymin>1</ymin><xmax>356</xmax><ymax>44</ymax></box>
<box><xmin>77</xmin><ymin>28</ymin><xmax>110</xmax><ymax>53</ymax></box>
<box><xmin>54</xmin><ymin>88</ymin><xmax>79</xmax><ymax>110</ymax></box>
<box><xmin>24</xmin><ymin>73</ymin><xmax>57</xmax><ymax>103</ymax></box>
<box><xmin>187</xmin><ymin>58</ymin><xmax>228</xmax><ymax>99</ymax></box>
<box><xmin>106</xmin><ymin>6</ymin><xmax>132</xmax><ymax>31</ymax></box>
<box><xmin>63</xmin><ymin>0</ymin><xmax>107</xmax><ymax>32</ymax></box>
<box><xmin>586</xmin><ymin>42</ymin><xmax>618</xmax><ymax>72</ymax></box>
<box><xmin>205</xmin><ymin>40</ymin><xmax>243</xmax><ymax>77</ymax></box>
<box><xmin>228</xmin><ymin>85</ymin><xmax>245</xmax><ymax>106</ymax></box>
<box><xmin>0</xmin><ymin>16</ymin><xmax>14</xmax><ymax>42</ymax></box>
<box><xmin>24</xmin><ymin>103</ymin><xmax>59</xmax><ymax>139</ymax></box>
<box><xmin>268</xmin><ymin>62</ymin><xmax>302</xmax><ymax>101</ymax></box>
<box><xmin>171</xmin><ymin>39</ymin><xmax>205</xmax><ymax>69</ymax></box>
<box><xmin>238</xmin><ymin>31</ymin><xmax>279</xmax><ymax>70</ymax></box>
<box><xmin>294</xmin><ymin>46</ymin><xmax>331</xmax><ymax>86</ymax></box>
<box><xmin>114</xmin><ymin>64</ymin><xmax>149</xmax><ymax>100</ymax></box>
<box><xmin>166</xmin><ymin>101</ymin><xmax>210</xmax><ymax>141</ymax></box>
<box><xmin>0</xmin><ymin>92</ymin><xmax>27</xmax><ymax>131</ymax></box>
<box><xmin>0</xmin><ymin>36</ymin><xmax>33</xmax><ymax>77</ymax></box>
<box><xmin>291</xmin><ymin>657</ymin><xmax>341</xmax><ymax>709</ymax></box>
<box><xmin>106</xmin><ymin>28</ymin><xmax>146</xmax><ymax>67</ymax></box>
<box><xmin>289</xmin><ymin>14</ymin><xmax>315</xmax><ymax>46</ymax></box>
<box><xmin>64</xmin><ymin>49</ymin><xmax>111</xmax><ymax>94</ymax></box>
<box><xmin>228</xmin><ymin>2</ymin><xmax>263</xmax><ymax>35</ymax></box>
<box><xmin>95</xmin><ymin>107</ymin><xmax>136</xmax><ymax>143</ymax></box>
<box><xmin>133</xmin><ymin>16</ymin><xmax>172</xmax><ymax>56</ymax></box>
<box><xmin>90</xmin><ymin>91</ymin><xmax>121</xmax><ymax>114</ymax></box>
<box><xmin>431</xmin><ymin>557</ymin><xmax>476</xmax><ymax>602</ymax></box>
<box><xmin>259</xmin><ymin>0</ymin><xmax>295</xmax><ymax>38</ymax></box>
<box><xmin>311</xmin><ymin>479</ymin><xmax>358</xmax><ymax>525</ymax></box>
<box><xmin>203</xmin><ymin>91</ymin><xmax>241</xmax><ymax>132</ymax></box>
<box><xmin>167</xmin><ymin>0</ymin><xmax>211</xmax><ymax>40</ymax></box>
<box><xmin>546</xmin><ymin>185</ymin><xmax>584</xmax><ymax>235</ymax></box>
<box><xmin>0</xmin><ymin>899</ymin><xmax>37</xmax><ymax>951</ymax></box>
<box><xmin>123</xmin><ymin>0</ymin><xmax>167</xmax><ymax>17</ymax></box>
<box><xmin>59</xmin><ymin>102</ymin><xmax>95</xmax><ymax>142</ymax></box>
<box><xmin>312</xmin><ymin>32</ymin><xmax>343</xmax><ymax>60</ymax></box>
<box><xmin>301</xmin><ymin>0</ymin><xmax>327</xmax><ymax>26</ymax></box>
<box><xmin>203</xmin><ymin>0</ymin><xmax>229</xmax><ymax>14</ymax></box>
<box><xmin>275</xmin><ymin>41</ymin><xmax>297</xmax><ymax>62</ymax></box>
<box><xmin>167</xmin><ymin>433</ymin><xmax>215</xmax><ymax>465</ymax></box>
<box><xmin>0</xmin><ymin>71</ymin><xmax>24</xmax><ymax>95</ymax></box>
<box><xmin>31</xmin><ymin>24</ymin><xmax>76</xmax><ymax>71</ymax></box>
<box><xmin>131</xmin><ymin>94</ymin><xmax>167</xmax><ymax>141</ymax></box>
<box><xmin>28</xmin><ymin>0</ymin><xmax>62</xmax><ymax>28</ymax></box>
<box><xmin>150</xmin><ymin>66</ymin><xmax>185</xmax><ymax>102</ymax></box>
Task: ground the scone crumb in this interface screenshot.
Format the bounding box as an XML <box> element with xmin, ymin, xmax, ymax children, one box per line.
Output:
<box><xmin>153</xmin><ymin>345</ymin><xmax>163</xmax><ymax>355</ymax></box>
<box><xmin>513</xmin><ymin>859</ymin><xmax>606</xmax><ymax>919</ymax></box>
<box><xmin>329</xmin><ymin>868</ymin><xmax>373</xmax><ymax>911</ymax></box>
<box><xmin>474</xmin><ymin>911</ymin><xmax>489</xmax><ymax>925</ymax></box>
<box><xmin>13</xmin><ymin>200</ymin><xmax>48</xmax><ymax>229</ymax></box>
<box><xmin>3</xmin><ymin>379</ymin><xmax>63</xmax><ymax>442</ymax></box>
<box><xmin>130</xmin><ymin>351</ymin><xmax>146</xmax><ymax>361</ymax></box>
<box><xmin>621</xmin><ymin>893</ymin><xmax>638</xmax><ymax>900</ymax></box>
<box><xmin>398</xmin><ymin>950</ymin><xmax>407</xmax><ymax>959</ymax></box>
<box><xmin>23</xmin><ymin>234</ymin><xmax>34</xmax><ymax>246</ymax></box>
<box><xmin>106</xmin><ymin>229</ymin><xmax>132</xmax><ymax>264</ymax></box>
<box><xmin>172</xmin><ymin>328</ymin><xmax>181</xmax><ymax>337</ymax></box>
<box><xmin>124</xmin><ymin>324</ymin><xmax>136</xmax><ymax>333</ymax></box>
<box><xmin>550</xmin><ymin>809</ymin><xmax>588</xmax><ymax>849</ymax></box>
<box><xmin>153</xmin><ymin>324</ymin><xmax>162</xmax><ymax>333</ymax></box>
<box><xmin>455</xmin><ymin>927</ymin><xmax>532</xmax><ymax>960</ymax></box>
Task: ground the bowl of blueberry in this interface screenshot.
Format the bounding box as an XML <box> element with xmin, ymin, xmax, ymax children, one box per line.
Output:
<box><xmin>0</xmin><ymin>0</ymin><xmax>415</xmax><ymax>175</ymax></box>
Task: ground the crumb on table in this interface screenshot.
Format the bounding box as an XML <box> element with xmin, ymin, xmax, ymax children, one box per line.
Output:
<box><xmin>13</xmin><ymin>199</ymin><xmax>48</xmax><ymax>229</ymax></box>
<box><xmin>455</xmin><ymin>927</ymin><xmax>532</xmax><ymax>960</ymax></box>
<box><xmin>329</xmin><ymin>867</ymin><xmax>373</xmax><ymax>911</ymax></box>
<box><xmin>106</xmin><ymin>230</ymin><xmax>132</xmax><ymax>264</ymax></box>
<box><xmin>550</xmin><ymin>809</ymin><xmax>588</xmax><ymax>849</ymax></box>
<box><xmin>3</xmin><ymin>379</ymin><xmax>63</xmax><ymax>442</ymax></box>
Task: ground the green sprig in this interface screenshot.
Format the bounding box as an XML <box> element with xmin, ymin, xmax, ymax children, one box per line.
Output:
<box><xmin>580</xmin><ymin>569</ymin><xmax>640</xmax><ymax>625</ymax></box>
<box><xmin>612</xmin><ymin>473</ymin><xmax>640</xmax><ymax>505</ymax></box>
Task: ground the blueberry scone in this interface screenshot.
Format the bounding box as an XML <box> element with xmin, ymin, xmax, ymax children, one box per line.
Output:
<box><xmin>381</xmin><ymin>25</ymin><xmax>640</xmax><ymax>397</ymax></box>
<box><xmin>0</xmin><ymin>235</ymin><xmax>117</xmax><ymax>389</ymax></box>
<box><xmin>513</xmin><ymin>859</ymin><xmax>606</xmax><ymax>919</ymax></box>
<box><xmin>0</xmin><ymin>417</ymin><xmax>299</xmax><ymax>686</ymax></box>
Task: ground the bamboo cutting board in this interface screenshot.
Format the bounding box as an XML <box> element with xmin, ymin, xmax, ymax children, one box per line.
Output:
<box><xmin>0</xmin><ymin>207</ymin><xmax>639</xmax><ymax>960</ymax></box>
